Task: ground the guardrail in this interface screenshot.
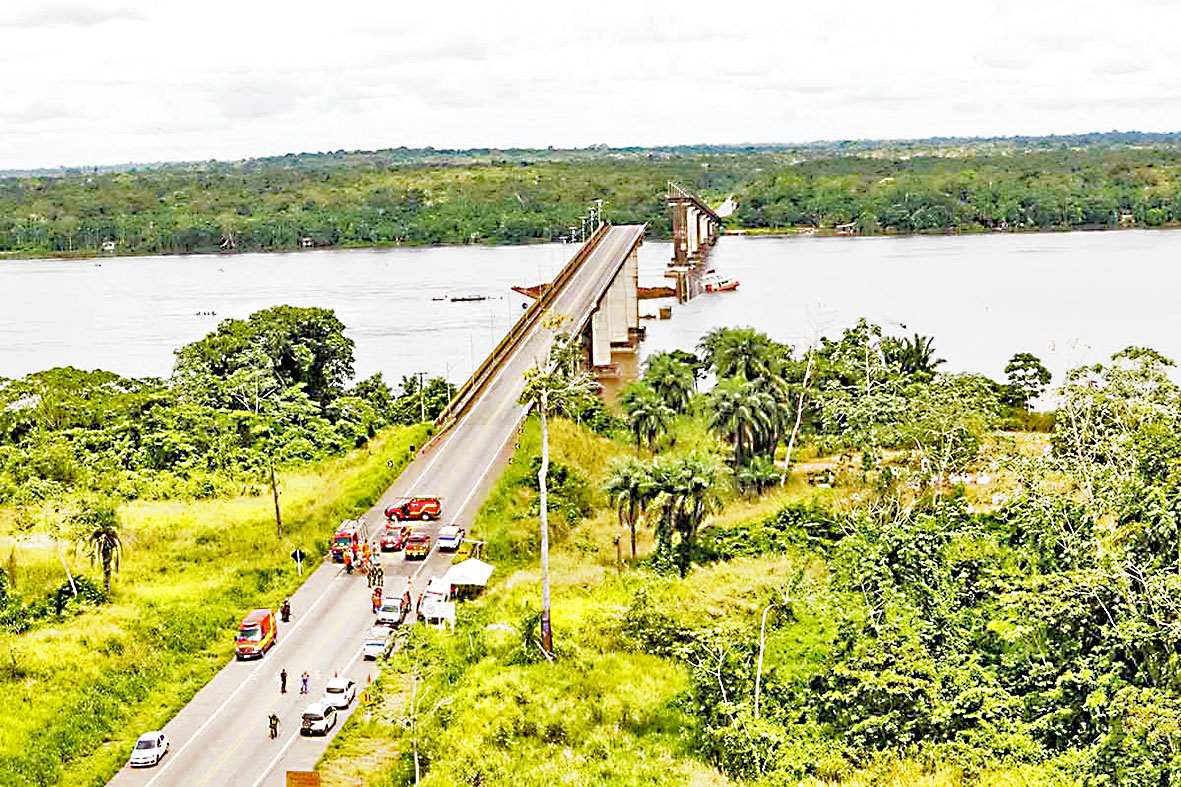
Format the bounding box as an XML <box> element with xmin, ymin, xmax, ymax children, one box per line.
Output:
<box><xmin>432</xmin><ymin>223</ymin><xmax>612</xmax><ymax>432</ymax></box>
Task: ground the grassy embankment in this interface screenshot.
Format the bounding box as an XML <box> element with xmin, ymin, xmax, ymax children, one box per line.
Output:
<box><xmin>317</xmin><ymin>417</ymin><xmax>1071</xmax><ymax>787</ymax></box>
<box><xmin>0</xmin><ymin>423</ymin><xmax>429</xmax><ymax>787</ymax></box>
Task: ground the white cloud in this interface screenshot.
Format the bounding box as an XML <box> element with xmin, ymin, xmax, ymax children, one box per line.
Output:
<box><xmin>2</xmin><ymin>0</ymin><xmax>1181</xmax><ymax>169</ymax></box>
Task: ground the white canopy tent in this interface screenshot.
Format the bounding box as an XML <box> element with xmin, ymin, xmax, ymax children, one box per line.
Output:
<box><xmin>444</xmin><ymin>558</ymin><xmax>494</xmax><ymax>588</ymax></box>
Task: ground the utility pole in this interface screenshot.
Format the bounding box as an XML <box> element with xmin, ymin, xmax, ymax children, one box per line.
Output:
<box><xmin>416</xmin><ymin>371</ymin><xmax>427</xmax><ymax>422</ymax></box>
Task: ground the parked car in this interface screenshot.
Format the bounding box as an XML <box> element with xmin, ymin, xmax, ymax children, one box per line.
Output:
<box><xmin>385</xmin><ymin>497</ymin><xmax>441</xmax><ymax>521</ymax></box>
<box><xmin>234</xmin><ymin>608</ymin><xmax>276</xmax><ymax>660</ymax></box>
<box><xmin>436</xmin><ymin>525</ymin><xmax>465</xmax><ymax>551</ymax></box>
<box><xmin>128</xmin><ymin>731</ymin><xmax>169</xmax><ymax>767</ymax></box>
<box><xmin>376</xmin><ymin>595</ymin><xmax>409</xmax><ymax>627</ymax></box>
<box><xmin>363</xmin><ymin>626</ymin><xmax>392</xmax><ymax>660</ymax></box>
<box><xmin>381</xmin><ymin>524</ymin><xmax>411</xmax><ymax>552</ymax></box>
<box><xmin>301</xmin><ymin>702</ymin><xmax>338</xmax><ymax>736</ymax></box>
<box><xmin>417</xmin><ymin>576</ymin><xmax>452</xmax><ymax>622</ymax></box>
<box><xmin>323</xmin><ymin>677</ymin><xmax>357</xmax><ymax>709</ymax></box>
<box><xmin>404</xmin><ymin>532</ymin><xmax>431</xmax><ymax>560</ymax></box>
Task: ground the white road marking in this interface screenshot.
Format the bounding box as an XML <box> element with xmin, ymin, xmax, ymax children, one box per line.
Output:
<box><xmin>144</xmin><ymin>578</ymin><xmax>338</xmax><ymax>786</ymax></box>
<box><xmin>251</xmin><ymin>644</ymin><xmax>366</xmax><ymax>787</ymax></box>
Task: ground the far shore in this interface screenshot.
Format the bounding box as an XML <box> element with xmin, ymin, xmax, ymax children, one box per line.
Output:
<box><xmin>3</xmin><ymin>221</ymin><xmax>1178</xmax><ymax>262</ymax></box>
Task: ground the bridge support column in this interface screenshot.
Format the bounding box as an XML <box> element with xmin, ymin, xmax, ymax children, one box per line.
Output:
<box><xmin>624</xmin><ymin>246</ymin><xmax>641</xmax><ymax>345</ymax></box>
<box><xmin>591</xmin><ymin>301</ymin><xmax>611</xmax><ymax>367</ymax></box>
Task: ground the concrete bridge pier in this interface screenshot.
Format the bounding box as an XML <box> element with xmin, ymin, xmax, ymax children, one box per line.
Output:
<box><xmin>667</xmin><ymin>182</ymin><xmax>723</xmax><ymax>302</ymax></box>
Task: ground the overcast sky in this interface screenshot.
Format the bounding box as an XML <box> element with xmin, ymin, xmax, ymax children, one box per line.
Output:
<box><xmin>3</xmin><ymin>0</ymin><xmax>1180</xmax><ymax>170</ymax></box>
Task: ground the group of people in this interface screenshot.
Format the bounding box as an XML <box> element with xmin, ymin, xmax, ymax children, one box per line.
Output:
<box><xmin>269</xmin><ymin>669</ymin><xmax>312</xmax><ymax>737</ymax></box>
<box><xmin>342</xmin><ymin>540</ymin><xmax>378</xmax><ymax>576</ymax></box>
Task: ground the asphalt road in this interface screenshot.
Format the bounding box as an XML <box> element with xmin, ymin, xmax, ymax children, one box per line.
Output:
<box><xmin>108</xmin><ymin>225</ymin><xmax>646</xmax><ymax>786</ymax></box>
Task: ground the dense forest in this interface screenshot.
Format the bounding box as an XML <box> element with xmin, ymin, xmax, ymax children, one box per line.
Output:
<box><xmin>6</xmin><ymin>133</ymin><xmax>1181</xmax><ymax>256</ymax></box>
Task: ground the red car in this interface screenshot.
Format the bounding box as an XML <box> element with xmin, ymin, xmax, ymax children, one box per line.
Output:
<box><xmin>404</xmin><ymin>532</ymin><xmax>431</xmax><ymax>560</ymax></box>
<box><xmin>385</xmin><ymin>497</ymin><xmax>441</xmax><ymax>522</ymax></box>
<box><xmin>381</xmin><ymin>524</ymin><xmax>411</xmax><ymax>552</ymax></box>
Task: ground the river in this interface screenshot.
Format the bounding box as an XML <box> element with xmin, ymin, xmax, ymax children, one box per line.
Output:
<box><xmin>2</xmin><ymin>230</ymin><xmax>1179</xmax><ymax>391</ymax></box>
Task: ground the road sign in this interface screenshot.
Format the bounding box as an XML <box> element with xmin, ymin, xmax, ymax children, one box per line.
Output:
<box><xmin>286</xmin><ymin>771</ymin><xmax>321</xmax><ymax>787</ymax></box>
<box><xmin>291</xmin><ymin>549</ymin><xmax>307</xmax><ymax>576</ymax></box>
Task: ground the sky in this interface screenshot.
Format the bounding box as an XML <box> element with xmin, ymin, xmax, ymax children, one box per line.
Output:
<box><xmin>3</xmin><ymin>0</ymin><xmax>1181</xmax><ymax>170</ymax></box>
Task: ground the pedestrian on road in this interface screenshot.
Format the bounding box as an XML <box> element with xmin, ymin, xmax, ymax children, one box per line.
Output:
<box><xmin>300</xmin><ymin>671</ymin><xmax>309</xmax><ymax>694</ymax></box>
<box><xmin>268</xmin><ymin>713</ymin><xmax>279</xmax><ymax>739</ymax></box>
<box><xmin>280</xmin><ymin>669</ymin><xmax>288</xmax><ymax>694</ymax></box>
<box><xmin>372</xmin><ymin>585</ymin><xmax>382</xmax><ymax>613</ymax></box>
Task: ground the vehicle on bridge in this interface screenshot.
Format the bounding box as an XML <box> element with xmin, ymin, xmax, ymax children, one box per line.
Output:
<box><xmin>380</xmin><ymin>523</ymin><xmax>412</xmax><ymax>552</ymax></box>
<box><xmin>300</xmin><ymin>702</ymin><xmax>338</xmax><ymax>736</ymax></box>
<box><xmin>128</xmin><ymin>731</ymin><xmax>169</xmax><ymax>767</ymax></box>
<box><xmin>385</xmin><ymin>496</ymin><xmax>441</xmax><ymax>521</ymax></box>
<box><xmin>404</xmin><ymin>531</ymin><xmax>431</xmax><ymax>560</ymax></box>
<box><xmin>436</xmin><ymin>525</ymin><xmax>465</xmax><ymax>552</ymax></box>
<box><xmin>330</xmin><ymin>518</ymin><xmax>369</xmax><ymax>562</ymax></box>
<box><xmin>234</xmin><ymin>608</ymin><xmax>276</xmax><ymax>660</ymax></box>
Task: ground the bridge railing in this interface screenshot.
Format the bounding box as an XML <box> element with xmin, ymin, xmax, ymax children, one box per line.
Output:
<box><xmin>433</xmin><ymin>223</ymin><xmax>612</xmax><ymax>431</ymax></box>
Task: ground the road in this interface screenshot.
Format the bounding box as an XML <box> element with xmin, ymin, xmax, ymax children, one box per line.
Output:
<box><xmin>108</xmin><ymin>225</ymin><xmax>646</xmax><ymax>786</ymax></box>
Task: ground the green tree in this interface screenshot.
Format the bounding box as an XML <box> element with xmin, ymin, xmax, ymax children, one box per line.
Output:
<box><xmin>708</xmin><ymin>378</ymin><xmax>779</xmax><ymax>468</ymax></box>
<box><xmin>642</xmin><ymin>352</ymin><xmax>696</xmax><ymax>413</ymax></box>
<box><xmin>604</xmin><ymin>458</ymin><xmax>650</xmax><ymax>559</ymax></box>
<box><xmin>74</xmin><ymin>500</ymin><xmax>123</xmax><ymax>593</ymax></box>
<box><xmin>620</xmin><ymin>381</ymin><xmax>675</xmax><ymax>452</ymax></box>
<box><xmin>1003</xmin><ymin>352</ymin><xmax>1051</xmax><ymax>410</ymax></box>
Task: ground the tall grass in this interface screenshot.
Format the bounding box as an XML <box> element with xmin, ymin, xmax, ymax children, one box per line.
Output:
<box><xmin>318</xmin><ymin>417</ymin><xmax>1079</xmax><ymax>787</ymax></box>
<box><xmin>0</xmin><ymin>424</ymin><xmax>428</xmax><ymax>787</ymax></box>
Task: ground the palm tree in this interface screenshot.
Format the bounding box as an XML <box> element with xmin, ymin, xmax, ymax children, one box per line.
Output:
<box><xmin>883</xmin><ymin>333</ymin><xmax>945</xmax><ymax>377</ymax></box>
<box><xmin>704</xmin><ymin>327</ymin><xmax>777</xmax><ymax>380</ymax></box>
<box><xmin>604</xmin><ymin>458</ymin><xmax>650</xmax><ymax>560</ymax></box>
<box><xmin>643</xmin><ymin>452</ymin><xmax>721</xmax><ymax>575</ymax></box>
<box><xmin>621</xmin><ymin>381</ymin><xmax>675</xmax><ymax>452</ymax></box>
<box><xmin>642</xmin><ymin>353</ymin><xmax>696</xmax><ymax>413</ymax></box>
<box><xmin>77</xmin><ymin>503</ymin><xmax>123</xmax><ymax>594</ymax></box>
<box><xmin>671</xmin><ymin>451</ymin><xmax>721</xmax><ymax>572</ymax></box>
<box><xmin>708</xmin><ymin>378</ymin><xmax>777</xmax><ymax>468</ymax></box>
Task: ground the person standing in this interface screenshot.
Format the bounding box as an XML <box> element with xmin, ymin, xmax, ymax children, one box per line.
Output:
<box><xmin>268</xmin><ymin>713</ymin><xmax>279</xmax><ymax>739</ymax></box>
<box><xmin>279</xmin><ymin>669</ymin><xmax>288</xmax><ymax>694</ymax></box>
<box><xmin>300</xmin><ymin>671</ymin><xmax>309</xmax><ymax>694</ymax></box>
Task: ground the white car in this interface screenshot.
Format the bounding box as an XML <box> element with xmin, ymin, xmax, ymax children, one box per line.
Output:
<box><xmin>417</xmin><ymin>576</ymin><xmax>451</xmax><ymax>621</ymax></box>
<box><xmin>363</xmin><ymin>627</ymin><xmax>391</xmax><ymax>660</ymax></box>
<box><xmin>436</xmin><ymin>525</ymin><xmax>465</xmax><ymax>551</ymax></box>
<box><xmin>323</xmin><ymin>677</ymin><xmax>357</xmax><ymax>709</ymax></box>
<box><xmin>301</xmin><ymin>702</ymin><xmax>337</xmax><ymax>736</ymax></box>
<box><xmin>128</xmin><ymin>731</ymin><xmax>169</xmax><ymax>767</ymax></box>
<box><xmin>376</xmin><ymin>596</ymin><xmax>409</xmax><ymax>627</ymax></box>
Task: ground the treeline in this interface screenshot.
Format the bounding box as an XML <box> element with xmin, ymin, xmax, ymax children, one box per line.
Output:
<box><xmin>0</xmin><ymin>305</ymin><xmax>453</xmax><ymax>505</ymax></box>
<box><xmin>7</xmin><ymin>138</ymin><xmax>1181</xmax><ymax>257</ymax></box>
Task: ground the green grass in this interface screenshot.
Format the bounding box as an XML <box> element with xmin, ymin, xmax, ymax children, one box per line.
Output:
<box><xmin>317</xmin><ymin>416</ymin><xmax>1085</xmax><ymax>786</ymax></box>
<box><xmin>0</xmin><ymin>423</ymin><xmax>429</xmax><ymax>787</ymax></box>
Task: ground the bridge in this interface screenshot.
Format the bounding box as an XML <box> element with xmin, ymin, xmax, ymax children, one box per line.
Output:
<box><xmin>666</xmin><ymin>181</ymin><xmax>724</xmax><ymax>301</ymax></box>
<box><xmin>108</xmin><ymin>222</ymin><xmax>656</xmax><ymax>787</ymax></box>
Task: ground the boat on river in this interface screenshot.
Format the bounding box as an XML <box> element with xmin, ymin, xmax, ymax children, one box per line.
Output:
<box><xmin>701</xmin><ymin>270</ymin><xmax>739</xmax><ymax>293</ymax></box>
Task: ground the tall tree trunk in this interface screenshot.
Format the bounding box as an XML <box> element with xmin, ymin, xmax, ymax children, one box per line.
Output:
<box><xmin>538</xmin><ymin>390</ymin><xmax>553</xmax><ymax>655</ymax></box>
<box><xmin>102</xmin><ymin>551</ymin><xmax>112</xmax><ymax>594</ymax></box>
<box><xmin>269</xmin><ymin>457</ymin><xmax>283</xmax><ymax>538</ymax></box>
<box><xmin>782</xmin><ymin>347</ymin><xmax>815</xmax><ymax>485</ymax></box>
